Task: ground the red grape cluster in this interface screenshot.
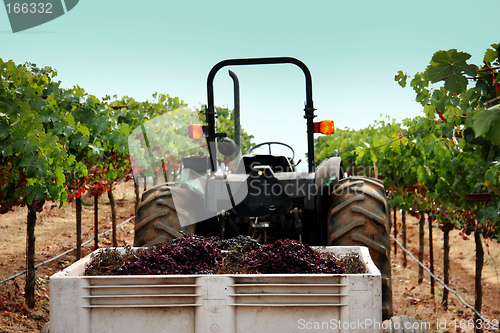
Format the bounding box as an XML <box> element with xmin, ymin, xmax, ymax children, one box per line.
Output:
<box><xmin>240</xmin><ymin>239</ymin><xmax>344</xmax><ymax>274</ymax></box>
<box><xmin>111</xmin><ymin>236</ymin><xmax>344</xmax><ymax>275</ymax></box>
<box><xmin>215</xmin><ymin>235</ymin><xmax>262</xmax><ymax>253</ymax></box>
<box><xmin>114</xmin><ymin>234</ymin><xmax>220</xmax><ymax>275</ymax></box>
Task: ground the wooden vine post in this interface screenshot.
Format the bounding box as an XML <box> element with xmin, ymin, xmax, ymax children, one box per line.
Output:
<box><xmin>134</xmin><ymin>180</ymin><xmax>140</xmax><ymax>217</ymax></box>
<box><xmin>442</xmin><ymin>223</ymin><xmax>450</xmax><ymax>310</ymax></box>
<box><xmin>418</xmin><ymin>212</ymin><xmax>425</xmax><ymax>284</ymax></box>
<box><xmin>393</xmin><ymin>206</ymin><xmax>397</xmax><ymax>256</ymax></box>
<box><xmin>427</xmin><ymin>214</ymin><xmax>435</xmax><ymax>297</ymax></box>
<box><xmin>474</xmin><ymin>230</ymin><xmax>484</xmax><ymax>333</ymax></box>
<box><xmin>402</xmin><ymin>210</ymin><xmax>407</xmax><ymax>268</ymax></box>
<box><xmin>94</xmin><ymin>195</ymin><xmax>99</xmax><ymax>249</ymax></box>
<box><xmin>108</xmin><ymin>185</ymin><xmax>118</xmax><ymax>247</ymax></box>
<box><xmin>76</xmin><ymin>197</ymin><xmax>82</xmax><ymax>260</ymax></box>
<box><xmin>467</xmin><ymin>193</ymin><xmax>492</xmax><ymax>333</ymax></box>
<box><xmin>25</xmin><ymin>201</ymin><xmax>37</xmax><ymax>309</ymax></box>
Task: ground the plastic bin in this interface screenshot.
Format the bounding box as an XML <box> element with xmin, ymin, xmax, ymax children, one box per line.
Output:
<box><xmin>49</xmin><ymin>246</ymin><xmax>381</xmax><ymax>333</ymax></box>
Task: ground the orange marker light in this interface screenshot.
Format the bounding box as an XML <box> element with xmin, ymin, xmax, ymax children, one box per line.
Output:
<box><xmin>188</xmin><ymin>124</ymin><xmax>204</xmax><ymax>139</ymax></box>
<box><xmin>314</xmin><ymin>120</ymin><xmax>335</xmax><ymax>135</ymax></box>
<box><xmin>320</xmin><ymin>120</ymin><xmax>335</xmax><ymax>135</ymax></box>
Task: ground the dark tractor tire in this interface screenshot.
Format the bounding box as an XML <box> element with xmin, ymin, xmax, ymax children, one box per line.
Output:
<box><xmin>327</xmin><ymin>176</ymin><xmax>393</xmax><ymax>320</ymax></box>
<box><xmin>384</xmin><ymin>316</ymin><xmax>429</xmax><ymax>333</ymax></box>
<box><xmin>134</xmin><ymin>183</ymin><xmax>195</xmax><ymax>247</ymax></box>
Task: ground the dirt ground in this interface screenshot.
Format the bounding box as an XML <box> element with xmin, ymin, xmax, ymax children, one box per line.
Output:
<box><xmin>390</xmin><ymin>211</ymin><xmax>500</xmax><ymax>332</ymax></box>
<box><xmin>0</xmin><ymin>181</ymin><xmax>499</xmax><ymax>332</ymax></box>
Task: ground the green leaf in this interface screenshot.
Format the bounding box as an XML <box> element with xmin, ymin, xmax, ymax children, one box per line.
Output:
<box><xmin>395</xmin><ymin>70</ymin><xmax>408</xmax><ymax>88</ymax></box>
<box><xmin>426</xmin><ymin>49</ymin><xmax>478</xmax><ymax>94</ymax></box>
<box><xmin>27</xmin><ymin>161</ymin><xmax>47</xmax><ymax>178</ymax></box>
<box><xmin>478</xmin><ymin>206</ymin><xmax>498</xmax><ymax>223</ymax></box>
<box><xmin>77</xmin><ymin>125</ymin><xmax>90</xmax><ymax>137</ymax></box>
<box><xmin>0</xmin><ymin>122</ymin><xmax>10</xmax><ymax>139</ymax></box>
<box><xmin>68</xmin><ymin>154</ymin><xmax>76</xmax><ymax>165</ymax></box>
<box><xmin>55</xmin><ymin>166</ymin><xmax>65</xmax><ymax>186</ymax></box>
<box><xmin>442</xmin><ymin>121</ymin><xmax>454</xmax><ymax>138</ymax></box>
<box><xmin>423</xmin><ymin>105</ymin><xmax>435</xmax><ymax>119</ymax></box>
<box><xmin>473</xmin><ymin>105</ymin><xmax>500</xmax><ymax>140</ymax></box>
<box><xmin>65</xmin><ymin>114</ymin><xmax>75</xmax><ymax>126</ymax></box>
<box><xmin>484</xmin><ymin>129</ymin><xmax>500</xmax><ymax>145</ymax></box>
<box><xmin>435</xmin><ymin>96</ymin><xmax>450</xmax><ymax>113</ymax></box>
<box><xmin>355</xmin><ymin>147</ymin><xmax>365</xmax><ymax>158</ymax></box>
<box><xmin>48</xmin><ymin>185</ymin><xmax>60</xmax><ymax>199</ymax></box>
<box><xmin>59</xmin><ymin>190</ymin><xmax>68</xmax><ymax>207</ymax></box>
<box><xmin>484</xmin><ymin>48</ymin><xmax>498</xmax><ymax>63</ymax></box>
<box><xmin>13</xmin><ymin>139</ymin><xmax>27</xmax><ymax>152</ymax></box>
<box><xmin>0</xmin><ymin>142</ymin><xmax>12</xmax><ymax>156</ymax></box>
<box><xmin>119</xmin><ymin>123</ymin><xmax>130</xmax><ymax>136</ymax></box>
<box><xmin>19</xmin><ymin>153</ymin><xmax>37</xmax><ymax>167</ymax></box>
<box><xmin>42</xmin><ymin>112</ymin><xmax>59</xmax><ymax>123</ymax></box>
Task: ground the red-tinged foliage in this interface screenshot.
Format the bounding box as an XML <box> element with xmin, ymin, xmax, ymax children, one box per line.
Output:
<box><xmin>86</xmin><ymin>180</ymin><xmax>110</xmax><ymax>198</ymax></box>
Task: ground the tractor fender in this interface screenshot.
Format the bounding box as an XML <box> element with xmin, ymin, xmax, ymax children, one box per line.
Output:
<box><xmin>314</xmin><ymin>157</ymin><xmax>343</xmax><ymax>192</ymax></box>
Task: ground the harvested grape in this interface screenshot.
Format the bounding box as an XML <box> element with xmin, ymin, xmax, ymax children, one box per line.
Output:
<box><xmin>240</xmin><ymin>239</ymin><xmax>344</xmax><ymax>274</ymax></box>
<box><xmin>114</xmin><ymin>234</ymin><xmax>219</xmax><ymax>275</ymax></box>
<box><xmin>84</xmin><ymin>246</ymin><xmax>146</xmax><ymax>276</ymax></box>
<box><xmin>83</xmin><ymin>236</ymin><xmax>362</xmax><ymax>276</ymax></box>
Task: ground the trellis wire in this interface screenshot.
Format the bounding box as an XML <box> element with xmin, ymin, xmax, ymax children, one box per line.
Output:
<box><xmin>391</xmin><ymin>234</ymin><xmax>498</xmax><ymax>329</ymax></box>
<box><xmin>0</xmin><ymin>216</ymin><xmax>135</xmax><ymax>285</ymax></box>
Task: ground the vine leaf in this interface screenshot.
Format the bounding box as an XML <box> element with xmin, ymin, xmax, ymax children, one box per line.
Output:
<box><xmin>55</xmin><ymin>166</ymin><xmax>65</xmax><ymax>186</ymax></box>
<box><xmin>426</xmin><ymin>49</ymin><xmax>478</xmax><ymax>94</ymax></box>
<box><xmin>395</xmin><ymin>70</ymin><xmax>408</xmax><ymax>88</ymax></box>
<box><xmin>473</xmin><ymin>104</ymin><xmax>500</xmax><ymax>145</ymax></box>
<box><xmin>484</xmin><ymin>48</ymin><xmax>498</xmax><ymax>63</ymax></box>
<box><xmin>477</xmin><ymin>206</ymin><xmax>498</xmax><ymax>224</ymax></box>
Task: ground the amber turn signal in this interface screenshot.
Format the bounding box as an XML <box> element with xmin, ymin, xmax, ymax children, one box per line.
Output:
<box><xmin>188</xmin><ymin>124</ymin><xmax>204</xmax><ymax>139</ymax></box>
<box><xmin>313</xmin><ymin>120</ymin><xmax>335</xmax><ymax>135</ymax></box>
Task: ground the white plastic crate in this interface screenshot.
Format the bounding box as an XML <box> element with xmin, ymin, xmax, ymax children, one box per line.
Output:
<box><xmin>49</xmin><ymin>246</ymin><xmax>381</xmax><ymax>333</ymax></box>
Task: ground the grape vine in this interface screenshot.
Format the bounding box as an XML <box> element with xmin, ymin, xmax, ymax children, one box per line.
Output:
<box><xmin>315</xmin><ymin>43</ymin><xmax>500</xmax><ymax>331</ymax></box>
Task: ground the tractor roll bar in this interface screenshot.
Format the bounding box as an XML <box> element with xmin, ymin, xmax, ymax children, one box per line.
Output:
<box><xmin>206</xmin><ymin>57</ymin><xmax>317</xmax><ymax>173</ymax></box>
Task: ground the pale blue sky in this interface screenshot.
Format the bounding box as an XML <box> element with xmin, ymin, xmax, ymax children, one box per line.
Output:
<box><xmin>2</xmin><ymin>0</ymin><xmax>499</xmax><ymax>164</ymax></box>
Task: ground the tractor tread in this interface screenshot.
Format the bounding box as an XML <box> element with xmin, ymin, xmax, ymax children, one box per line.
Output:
<box><xmin>133</xmin><ymin>184</ymin><xmax>194</xmax><ymax>247</ymax></box>
<box><xmin>351</xmin><ymin>206</ymin><xmax>388</xmax><ymax>229</ymax></box>
<box><xmin>135</xmin><ymin>210</ymin><xmax>170</xmax><ymax>231</ymax></box>
<box><xmin>327</xmin><ymin>176</ymin><xmax>392</xmax><ymax>320</ymax></box>
<box><xmin>333</xmin><ymin>180</ymin><xmax>364</xmax><ymax>195</ymax></box>
<box><xmin>330</xmin><ymin>195</ymin><xmax>364</xmax><ymax>216</ymax></box>
<box><xmin>157</xmin><ymin>198</ymin><xmax>176</xmax><ymax>211</ymax></box>
<box><xmin>329</xmin><ymin>219</ymin><xmax>365</xmax><ymax>243</ymax></box>
<box><xmin>351</xmin><ymin>233</ymin><xmax>389</xmax><ymax>258</ymax></box>
<box><xmin>154</xmin><ymin>221</ymin><xmax>183</xmax><ymax>238</ymax></box>
<box><xmin>350</xmin><ymin>176</ymin><xmax>385</xmax><ymax>188</ymax></box>
<box><xmin>137</xmin><ymin>191</ymin><xmax>171</xmax><ymax>212</ymax></box>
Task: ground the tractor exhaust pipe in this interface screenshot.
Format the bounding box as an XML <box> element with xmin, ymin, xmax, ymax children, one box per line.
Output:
<box><xmin>228</xmin><ymin>70</ymin><xmax>241</xmax><ymax>150</ymax></box>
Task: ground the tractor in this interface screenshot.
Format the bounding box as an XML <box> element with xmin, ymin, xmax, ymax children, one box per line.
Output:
<box><xmin>129</xmin><ymin>57</ymin><xmax>393</xmax><ymax>320</ymax></box>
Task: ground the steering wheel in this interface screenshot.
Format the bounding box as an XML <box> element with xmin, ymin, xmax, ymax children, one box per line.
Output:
<box><xmin>246</xmin><ymin>142</ymin><xmax>295</xmax><ymax>161</ymax></box>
